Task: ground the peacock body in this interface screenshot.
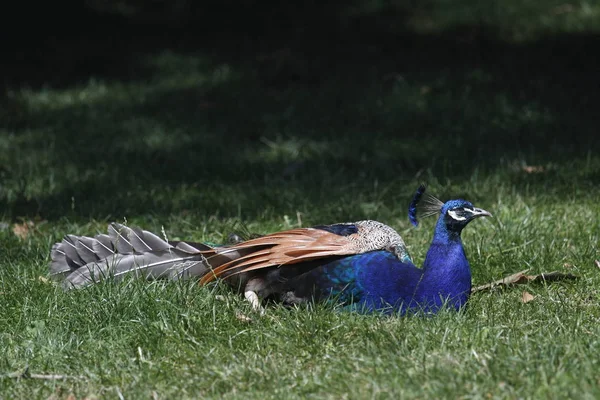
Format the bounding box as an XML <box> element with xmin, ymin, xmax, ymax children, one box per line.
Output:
<box><xmin>49</xmin><ymin>185</ymin><xmax>491</xmax><ymax>315</ymax></box>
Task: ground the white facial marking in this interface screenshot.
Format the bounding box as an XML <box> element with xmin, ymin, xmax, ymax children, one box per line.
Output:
<box><xmin>448</xmin><ymin>210</ymin><xmax>467</xmax><ymax>221</ymax></box>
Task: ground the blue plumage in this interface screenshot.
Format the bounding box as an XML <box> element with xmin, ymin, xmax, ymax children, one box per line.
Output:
<box><xmin>313</xmin><ymin>223</ymin><xmax>359</xmax><ymax>236</ymax></box>
<box><xmin>408</xmin><ymin>183</ymin><xmax>427</xmax><ymax>226</ymax></box>
<box><xmin>282</xmin><ymin>197</ymin><xmax>491</xmax><ymax>315</ymax></box>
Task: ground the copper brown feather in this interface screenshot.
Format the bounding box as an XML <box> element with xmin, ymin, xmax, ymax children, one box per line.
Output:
<box><xmin>198</xmin><ymin>228</ymin><xmax>358</xmax><ymax>284</ymax></box>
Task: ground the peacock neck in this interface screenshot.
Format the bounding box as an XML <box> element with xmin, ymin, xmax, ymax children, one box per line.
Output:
<box><xmin>419</xmin><ymin>218</ymin><xmax>472</xmax><ymax>310</ymax></box>
<box><xmin>431</xmin><ymin>217</ymin><xmax>463</xmax><ymax>245</ymax></box>
<box><xmin>423</xmin><ymin>219</ymin><xmax>467</xmax><ymax>270</ymax></box>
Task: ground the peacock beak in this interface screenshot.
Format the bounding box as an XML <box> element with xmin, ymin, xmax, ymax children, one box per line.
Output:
<box><xmin>471</xmin><ymin>207</ymin><xmax>493</xmax><ymax>218</ymax></box>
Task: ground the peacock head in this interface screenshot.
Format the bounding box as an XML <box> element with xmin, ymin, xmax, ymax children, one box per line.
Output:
<box><xmin>440</xmin><ymin>199</ymin><xmax>492</xmax><ymax>232</ymax></box>
<box><xmin>409</xmin><ymin>184</ymin><xmax>492</xmax><ymax>233</ymax></box>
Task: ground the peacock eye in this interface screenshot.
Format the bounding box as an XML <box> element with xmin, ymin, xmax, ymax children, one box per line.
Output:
<box><xmin>447</xmin><ymin>209</ymin><xmax>467</xmax><ymax>221</ymax></box>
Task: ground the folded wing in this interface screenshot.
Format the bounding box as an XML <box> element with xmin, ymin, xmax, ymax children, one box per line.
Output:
<box><xmin>198</xmin><ymin>227</ymin><xmax>363</xmax><ymax>284</ymax></box>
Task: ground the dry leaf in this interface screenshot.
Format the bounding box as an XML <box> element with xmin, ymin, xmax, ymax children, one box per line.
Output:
<box><xmin>522</xmin><ymin>165</ymin><xmax>545</xmax><ymax>173</ymax></box>
<box><xmin>521</xmin><ymin>291</ymin><xmax>535</xmax><ymax>303</ymax></box>
<box><xmin>235</xmin><ymin>312</ymin><xmax>253</xmax><ymax>323</ymax></box>
<box><xmin>563</xmin><ymin>263</ymin><xmax>574</xmax><ymax>269</ymax></box>
<box><xmin>12</xmin><ymin>221</ymin><xmax>35</xmax><ymax>239</ymax></box>
<box><xmin>38</xmin><ymin>276</ymin><xmax>50</xmax><ymax>284</ymax></box>
<box><xmin>472</xmin><ymin>269</ymin><xmax>578</xmax><ymax>293</ymax></box>
<box><xmin>6</xmin><ymin>366</ymin><xmax>83</xmax><ymax>380</ymax></box>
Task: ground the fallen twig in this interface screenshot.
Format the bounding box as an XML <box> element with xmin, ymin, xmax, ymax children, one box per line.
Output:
<box><xmin>472</xmin><ymin>269</ymin><xmax>579</xmax><ymax>293</ymax></box>
<box><xmin>3</xmin><ymin>367</ymin><xmax>84</xmax><ymax>380</ymax></box>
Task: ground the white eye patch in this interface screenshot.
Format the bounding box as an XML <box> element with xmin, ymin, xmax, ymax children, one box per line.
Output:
<box><xmin>447</xmin><ymin>210</ymin><xmax>467</xmax><ymax>221</ymax></box>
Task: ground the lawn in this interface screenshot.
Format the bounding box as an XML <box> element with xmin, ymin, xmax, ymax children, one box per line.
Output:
<box><xmin>1</xmin><ymin>1</ymin><xmax>600</xmax><ymax>398</ymax></box>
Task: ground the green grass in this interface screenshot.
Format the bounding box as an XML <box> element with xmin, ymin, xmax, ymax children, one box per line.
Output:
<box><xmin>1</xmin><ymin>1</ymin><xmax>600</xmax><ymax>398</ymax></box>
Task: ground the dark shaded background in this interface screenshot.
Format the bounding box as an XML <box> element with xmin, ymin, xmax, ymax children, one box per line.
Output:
<box><xmin>2</xmin><ymin>1</ymin><xmax>599</xmax><ymax>221</ymax></box>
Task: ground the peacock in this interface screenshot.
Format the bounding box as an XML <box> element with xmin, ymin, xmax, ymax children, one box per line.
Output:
<box><xmin>49</xmin><ymin>185</ymin><xmax>492</xmax><ymax>315</ymax></box>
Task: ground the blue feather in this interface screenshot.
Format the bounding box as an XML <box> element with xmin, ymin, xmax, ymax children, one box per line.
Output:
<box><xmin>284</xmin><ymin>198</ymin><xmax>489</xmax><ymax>315</ymax></box>
<box><xmin>408</xmin><ymin>183</ymin><xmax>427</xmax><ymax>226</ymax></box>
<box><xmin>291</xmin><ymin>243</ymin><xmax>470</xmax><ymax>316</ymax></box>
<box><xmin>313</xmin><ymin>223</ymin><xmax>359</xmax><ymax>236</ymax></box>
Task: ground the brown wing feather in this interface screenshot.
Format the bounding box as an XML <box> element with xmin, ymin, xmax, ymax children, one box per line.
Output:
<box><xmin>199</xmin><ymin>228</ymin><xmax>355</xmax><ymax>284</ymax></box>
<box><xmin>199</xmin><ymin>249</ymin><xmax>274</xmax><ymax>282</ymax></box>
<box><xmin>221</xmin><ymin>250</ymin><xmax>352</xmax><ymax>279</ymax></box>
